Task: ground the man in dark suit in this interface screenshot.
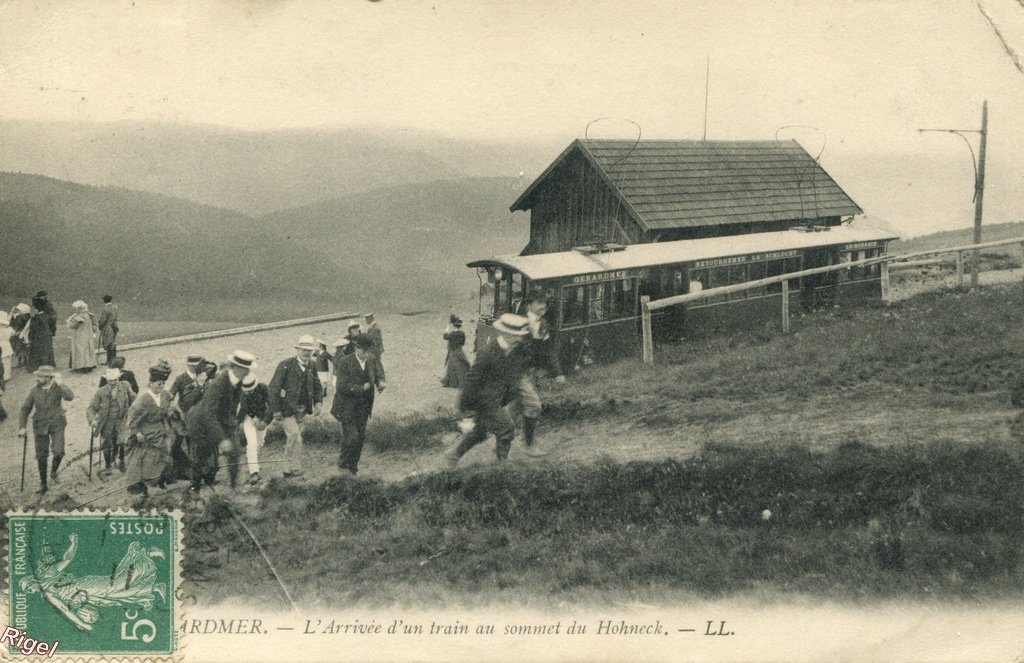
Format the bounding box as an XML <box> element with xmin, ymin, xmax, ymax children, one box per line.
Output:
<box><xmin>185</xmin><ymin>350</ymin><xmax>254</xmax><ymax>492</ymax></box>
<box><xmin>268</xmin><ymin>335</ymin><xmax>323</xmax><ymax>478</ymax></box>
<box><xmin>332</xmin><ymin>334</ymin><xmax>384</xmax><ymax>475</ymax></box>
<box><xmin>444</xmin><ymin>314</ymin><xmax>530</xmax><ymax>468</ymax></box>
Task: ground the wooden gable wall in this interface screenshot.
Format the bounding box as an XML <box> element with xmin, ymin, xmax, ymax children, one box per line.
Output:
<box><xmin>524</xmin><ymin>149</ymin><xmax>644</xmax><ymax>255</ymax></box>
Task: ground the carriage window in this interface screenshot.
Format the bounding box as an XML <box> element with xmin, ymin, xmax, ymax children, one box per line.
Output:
<box><xmin>785</xmin><ymin>257</ymin><xmax>802</xmax><ymax>290</ymax></box>
<box><xmin>510</xmin><ymin>272</ymin><xmax>525</xmax><ymax>313</ymax></box>
<box><xmin>672</xmin><ymin>270</ymin><xmax>685</xmax><ymax>295</ymax></box>
<box><xmin>688</xmin><ymin>269</ymin><xmax>708</xmax><ymax>293</ymax></box>
<box><xmin>588</xmin><ymin>283</ymin><xmax>606</xmax><ymax>321</ymax></box>
<box><xmin>728</xmin><ymin>264</ymin><xmax>748</xmax><ymax>300</ymax></box>
<box><xmin>608</xmin><ymin>278</ymin><xmax>634</xmax><ymax>319</ymax></box>
<box><xmin>707</xmin><ymin>266</ymin><xmax>729</xmax><ymax>303</ymax></box>
<box><xmin>748</xmin><ymin>261</ymin><xmax>767</xmax><ymax>297</ymax></box>
<box><xmin>562</xmin><ymin>286</ymin><xmax>585</xmax><ymax>327</ymax></box>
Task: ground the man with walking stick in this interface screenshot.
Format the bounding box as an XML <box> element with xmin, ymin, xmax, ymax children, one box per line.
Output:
<box><xmin>17</xmin><ymin>365</ymin><xmax>74</xmax><ymax>494</ymax></box>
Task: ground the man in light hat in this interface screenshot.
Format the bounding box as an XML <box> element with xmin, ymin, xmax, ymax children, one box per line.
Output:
<box><xmin>185</xmin><ymin>350</ymin><xmax>254</xmax><ymax>492</ymax></box>
<box><xmin>268</xmin><ymin>335</ymin><xmax>323</xmax><ymax>478</ymax></box>
<box><xmin>509</xmin><ymin>291</ymin><xmax>566</xmax><ymax>457</ymax></box>
<box><xmin>444</xmin><ymin>313</ymin><xmax>531</xmax><ymax>469</ymax></box>
<box><xmin>87</xmin><ymin>367</ymin><xmax>135</xmax><ymax>477</ymax></box>
<box><xmin>238</xmin><ymin>372</ymin><xmax>273</xmax><ymax>485</ymax></box>
<box><xmin>18</xmin><ymin>365</ymin><xmax>75</xmax><ymax>493</ymax></box>
<box><xmin>332</xmin><ymin>333</ymin><xmax>385</xmax><ymax>475</ymax></box>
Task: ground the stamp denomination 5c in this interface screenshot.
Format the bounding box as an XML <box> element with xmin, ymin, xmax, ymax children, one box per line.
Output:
<box><xmin>6</xmin><ymin>511</ymin><xmax>182</xmax><ymax>659</ymax></box>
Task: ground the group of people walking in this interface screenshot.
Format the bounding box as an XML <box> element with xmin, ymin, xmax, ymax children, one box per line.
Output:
<box><xmin>1</xmin><ymin>292</ymin><xmax>119</xmax><ymax>378</ymax></box>
<box><xmin>8</xmin><ymin>294</ymin><xmax>568</xmax><ymax>497</ymax></box>
<box><xmin>12</xmin><ymin>311</ymin><xmax>388</xmax><ymax>498</ymax></box>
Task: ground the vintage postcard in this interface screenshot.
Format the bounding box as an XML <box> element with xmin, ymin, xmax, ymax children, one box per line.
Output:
<box><xmin>1</xmin><ymin>1</ymin><xmax>1024</xmax><ymax>661</ymax></box>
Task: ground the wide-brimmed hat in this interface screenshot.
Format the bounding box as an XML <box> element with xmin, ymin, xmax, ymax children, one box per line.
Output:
<box><xmin>229</xmin><ymin>350</ymin><xmax>257</xmax><ymax>368</ymax></box>
<box><xmin>104</xmin><ymin>368</ymin><xmax>122</xmax><ymax>382</ymax></box>
<box><xmin>148</xmin><ymin>359</ymin><xmax>173</xmax><ymax>382</ymax></box>
<box><xmin>333</xmin><ymin>337</ymin><xmax>351</xmax><ymax>348</ymax></box>
<box><xmin>346</xmin><ymin>320</ymin><xmax>361</xmax><ymax>331</ymax></box>
<box><xmin>14</xmin><ymin>303</ymin><xmax>30</xmax><ymax>314</ymax></box>
<box><xmin>241</xmin><ymin>373</ymin><xmax>258</xmax><ymax>392</ymax></box>
<box><xmin>295</xmin><ymin>335</ymin><xmax>317</xmax><ymax>351</ymax></box>
<box><xmin>492</xmin><ymin>313</ymin><xmax>529</xmax><ymax>336</ymax></box>
<box><xmin>33</xmin><ymin>365</ymin><xmax>57</xmax><ymax>377</ymax></box>
<box><xmin>352</xmin><ymin>333</ymin><xmax>374</xmax><ymax>350</ymax></box>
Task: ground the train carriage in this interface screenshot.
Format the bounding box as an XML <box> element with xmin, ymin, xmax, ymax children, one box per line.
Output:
<box><xmin>468</xmin><ymin>224</ymin><xmax>898</xmax><ymax>368</ymax></box>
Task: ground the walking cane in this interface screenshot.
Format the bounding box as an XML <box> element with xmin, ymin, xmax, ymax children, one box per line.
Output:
<box><xmin>88</xmin><ymin>429</ymin><xmax>95</xmax><ymax>481</ymax></box>
<box><xmin>19</xmin><ymin>430</ymin><xmax>28</xmax><ymax>492</ymax></box>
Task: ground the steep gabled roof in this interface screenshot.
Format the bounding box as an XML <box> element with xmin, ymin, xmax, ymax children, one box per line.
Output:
<box><xmin>510</xmin><ymin>139</ymin><xmax>863</xmax><ymax>230</ymax></box>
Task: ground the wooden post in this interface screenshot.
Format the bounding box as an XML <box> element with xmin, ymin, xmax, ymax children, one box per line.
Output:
<box><xmin>781</xmin><ymin>280</ymin><xmax>790</xmax><ymax>333</ymax></box>
<box><xmin>880</xmin><ymin>260</ymin><xmax>890</xmax><ymax>303</ymax></box>
<box><xmin>640</xmin><ymin>296</ymin><xmax>653</xmax><ymax>365</ymax></box>
<box><xmin>971</xmin><ymin>100</ymin><xmax>988</xmax><ymax>289</ymax></box>
<box><xmin>956</xmin><ymin>251</ymin><xmax>964</xmax><ymax>288</ymax></box>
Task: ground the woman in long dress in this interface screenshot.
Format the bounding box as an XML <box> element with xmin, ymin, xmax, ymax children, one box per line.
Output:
<box><xmin>0</xmin><ymin>311</ymin><xmax>12</xmax><ymax>383</ymax></box>
<box><xmin>125</xmin><ymin>360</ymin><xmax>176</xmax><ymax>496</ymax></box>
<box><xmin>25</xmin><ymin>298</ymin><xmax>55</xmax><ymax>373</ymax></box>
<box><xmin>441</xmin><ymin>315</ymin><xmax>470</xmax><ymax>388</ymax></box>
<box><xmin>9</xmin><ymin>303</ymin><xmax>31</xmax><ymax>369</ymax></box>
<box><xmin>19</xmin><ymin>533</ymin><xmax>166</xmax><ymax>631</ymax></box>
<box><xmin>67</xmin><ymin>300</ymin><xmax>98</xmax><ymax>372</ymax></box>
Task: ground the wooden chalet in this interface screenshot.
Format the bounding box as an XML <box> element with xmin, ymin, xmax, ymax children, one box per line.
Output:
<box><xmin>510</xmin><ymin>139</ymin><xmax>863</xmax><ymax>255</ymax></box>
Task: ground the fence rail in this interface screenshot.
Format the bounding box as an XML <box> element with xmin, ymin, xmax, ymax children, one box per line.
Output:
<box><xmin>95</xmin><ymin>311</ymin><xmax>355</xmax><ymax>358</ymax></box>
<box><xmin>641</xmin><ymin>235</ymin><xmax>1024</xmax><ymax>364</ymax></box>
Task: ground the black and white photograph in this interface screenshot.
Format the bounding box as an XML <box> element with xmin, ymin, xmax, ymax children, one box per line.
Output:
<box><xmin>1</xmin><ymin>1</ymin><xmax>1023</xmax><ymax>661</ymax></box>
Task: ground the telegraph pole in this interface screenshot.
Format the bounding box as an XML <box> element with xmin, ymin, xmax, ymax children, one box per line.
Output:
<box><xmin>919</xmin><ymin>100</ymin><xmax>988</xmax><ymax>288</ymax></box>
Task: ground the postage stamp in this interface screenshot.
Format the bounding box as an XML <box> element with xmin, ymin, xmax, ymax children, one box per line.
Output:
<box><xmin>5</xmin><ymin>510</ymin><xmax>182</xmax><ymax>659</ymax></box>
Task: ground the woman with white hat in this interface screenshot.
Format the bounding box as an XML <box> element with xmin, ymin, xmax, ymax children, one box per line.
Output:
<box><xmin>66</xmin><ymin>300</ymin><xmax>98</xmax><ymax>372</ymax></box>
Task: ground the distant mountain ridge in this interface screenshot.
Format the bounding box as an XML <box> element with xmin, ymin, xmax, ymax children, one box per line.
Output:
<box><xmin>0</xmin><ymin>120</ymin><xmax>554</xmax><ymax>216</ymax></box>
<box><xmin>0</xmin><ymin>171</ymin><xmax>528</xmax><ymax>318</ymax></box>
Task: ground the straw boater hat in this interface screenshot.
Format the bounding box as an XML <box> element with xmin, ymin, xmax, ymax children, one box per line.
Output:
<box><xmin>186</xmin><ymin>355</ymin><xmax>203</xmax><ymax>366</ymax></box>
<box><xmin>294</xmin><ymin>335</ymin><xmax>317</xmax><ymax>351</ymax></box>
<box><xmin>229</xmin><ymin>350</ymin><xmax>257</xmax><ymax>368</ymax></box>
<box><xmin>492</xmin><ymin>313</ymin><xmax>530</xmax><ymax>336</ymax></box>
<box><xmin>364</xmin><ymin>313</ymin><xmax>375</xmax><ymax>321</ymax></box>
<box><xmin>346</xmin><ymin>320</ymin><xmax>361</xmax><ymax>331</ymax></box>
<box><xmin>241</xmin><ymin>373</ymin><xmax>258</xmax><ymax>392</ymax></box>
<box><xmin>333</xmin><ymin>338</ymin><xmax>351</xmax><ymax>348</ymax></box>
<box><xmin>104</xmin><ymin>368</ymin><xmax>122</xmax><ymax>382</ymax></box>
<box><xmin>33</xmin><ymin>365</ymin><xmax>57</xmax><ymax>377</ymax></box>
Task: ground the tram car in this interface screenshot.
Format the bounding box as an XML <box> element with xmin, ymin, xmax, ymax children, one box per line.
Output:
<box><xmin>469</xmin><ymin>224</ymin><xmax>897</xmax><ymax>367</ymax></box>
<box><xmin>467</xmin><ymin>137</ymin><xmax>896</xmax><ymax>367</ymax></box>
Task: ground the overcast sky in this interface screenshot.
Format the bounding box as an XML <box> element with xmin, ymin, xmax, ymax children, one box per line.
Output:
<box><xmin>3</xmin><ymin>0</ymin><xmax>1024</xmax><ymax>236</ymax></box>
<box><xmin>2</xmin><ymin>0</ymin><xmax>1023</xmax><ymax>148</ymax></box>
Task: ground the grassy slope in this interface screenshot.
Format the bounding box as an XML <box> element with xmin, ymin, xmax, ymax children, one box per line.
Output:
<box><xmin>181</xmin><ymin>282</ymin><xmax>1024</xmax><ymax>607</ymax></box>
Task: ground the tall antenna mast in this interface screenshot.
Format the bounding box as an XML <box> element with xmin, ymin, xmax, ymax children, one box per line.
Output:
<box><xmin>703</xmin><ymin>55</ymin><xmax>710</xmax><ymax>140</ymax></box>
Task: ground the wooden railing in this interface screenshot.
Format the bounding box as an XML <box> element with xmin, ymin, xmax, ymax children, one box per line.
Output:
<box><xmin>641</xmin><ymin>236</ymin><xmax>1024</xmax><ymax>364</ymax></box>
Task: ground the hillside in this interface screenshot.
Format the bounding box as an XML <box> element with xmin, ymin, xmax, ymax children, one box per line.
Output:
<box><xmin>0</xmin><ymin>172</ymin><xmax>343</xmax><ymax>318</ymax></box>
<box><xmin>0</xmin><ymin>172</ymin><xmax>530</xmax><ymax>318</ymax></box>
<box><xmin>892</xmin><ymin>220</ymin><xmax>1024</xmax><ymax>254</ymax></box>
<box><xmin>260</xmin><ymin>176</ymin><xmax>530</xmax><ymax>305</ymax></box>
<box><xmin>0</xmin><ymin>120</ymin><xmax>554</xmax><ymax>215</ymax></box>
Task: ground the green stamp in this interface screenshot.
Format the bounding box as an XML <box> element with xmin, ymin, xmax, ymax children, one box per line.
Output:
<box><xmin>6</xmin><ymin>511</ymin><xmax>181</xmax><ymax>658</ymax></box>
